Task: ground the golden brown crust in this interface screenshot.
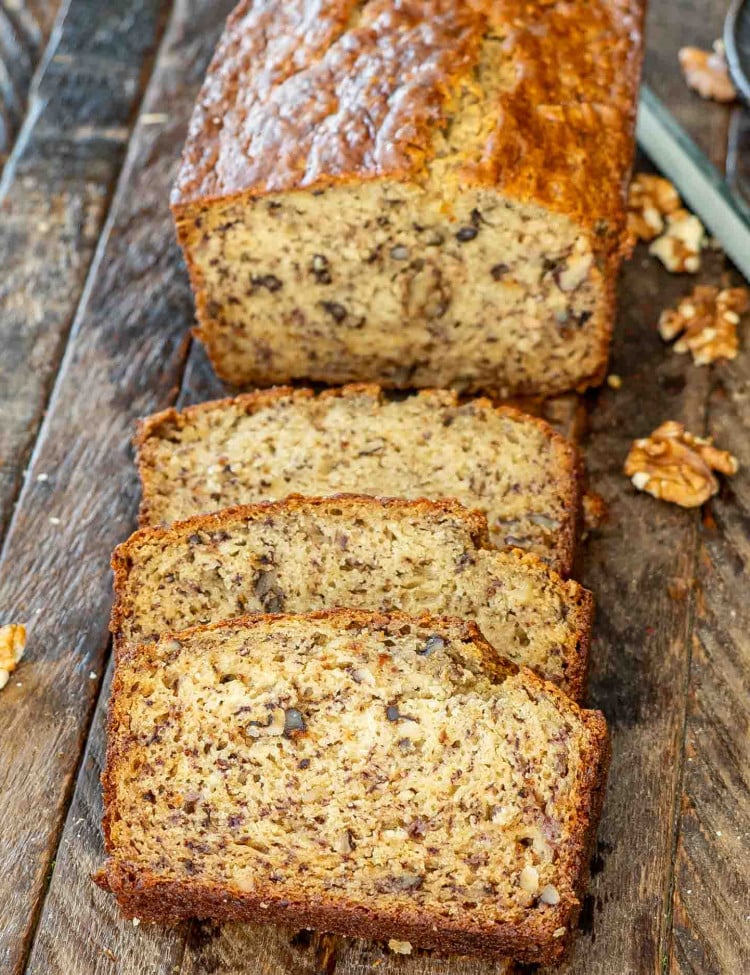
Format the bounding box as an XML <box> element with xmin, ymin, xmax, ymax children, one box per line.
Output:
<box><xmin>171</xmin><ymin>0</ymin><xmax>644</xmax><ymax>245</ymax></box>
<box><xmin>134</xmin><ymin>384</ymin><xmax>582</xmax><ymax>577</ymax></box>
<box><xmin>99</xmin><ymin>609</ymin><xmax>609</xmax><ymax>964</ymax></box>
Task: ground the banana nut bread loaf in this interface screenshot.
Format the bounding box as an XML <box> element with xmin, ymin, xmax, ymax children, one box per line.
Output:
<box><xmin>171</xmin><ymin>0</ymin><xmax>644</xmax><ymax>397</ymax></box>
<box><xmin>111</xmin><ymin>495</ymin><xmax>593</xmax><ymax>699</ymax></box>
<box><xmin>136</xmin><ymin>385</ymin><xmax>582</xmax><ymax>576</ymax></box>
<box><xmin>97</xmin><ymin>610</ymin><xmax>610</xmax><ymax>963</ymax></box>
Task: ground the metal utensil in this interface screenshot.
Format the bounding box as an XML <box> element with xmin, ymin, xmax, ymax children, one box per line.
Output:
<box><xmin>636</xmin><ymin>84</ymin><xmax>750</xmax><ymax>282</ymax></box>
<box><xmin>725</xmin><ymin>0</ymin><xmax>750</xmax><ymax>101</ymax></box>
<box><xmin>725</xmin><ymin>0</ymin><xmax>750</xmax><ymax>210</ymax></box>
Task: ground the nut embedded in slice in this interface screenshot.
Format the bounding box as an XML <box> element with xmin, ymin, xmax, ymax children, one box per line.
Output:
<box><xmin>625</xmin><ymin>421</ymin><xmax>739</xmax><ymax>508</ymax></box>
<box><xmin>649</xmin><ymin>209</ymin><xmax>706</xmax><ymax>274</ymax></box>
<box><xmin>627</xmin><ymin>174</ymin><xmax>681</xmax><ymax>243</ymax></box>
<box><xmin>679</xmin><ymin>41</ymin><xmax>737</xmax><ymax>103</ymax></box>
<box><xmin>658</xmin><ymin>285</ymin><xmax>748</xmax><ymax>365</ymax></box>
<box><xmin>387</xmin><ymin>940</ymin><xmax>413</xmax><ymax>955</ymax></box>
<box><xmin>0</xmin><ymin>624</ymin><xmax>26</xmax><ymax>690</ymax></box>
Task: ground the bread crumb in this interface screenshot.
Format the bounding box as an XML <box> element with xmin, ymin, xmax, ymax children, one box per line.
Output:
<box><xmin>0</xmin><ymin>624</ymin><xmax>26</xmax><ymax>691</ymax></box>
<box><xmin>49</xmin><ymin>516</ymin><xmax>61</xmax><ymax>525</ymax></box>
<box><xmin>387</xmin><ymin>940</ymin><xmax>413</xmax><ymax>955</ymax></box>
<box><xmin>553</xmin><ymin>926</ymin><xmax>567</xmax><ymax>938</ymax></box>
<box><xmin>132</xmin><ymin>917</ymin><xmax>141</xmax><ymax>927</ymax></box>
<box><xmin>606</xmin><ymin>373</ymin><xmax>622</xmax><ymax>389</ymax></box>
<box><xmin>582</xmin><ymin>492</ymin><xmax>607</xmax><ymax>533</ymax></box>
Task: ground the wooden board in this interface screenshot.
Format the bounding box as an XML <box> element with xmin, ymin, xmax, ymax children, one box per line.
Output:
<box><xmin>2</xmin><ymin>1</ymin><xmax>749</xmax><ymax>973</ymax></box>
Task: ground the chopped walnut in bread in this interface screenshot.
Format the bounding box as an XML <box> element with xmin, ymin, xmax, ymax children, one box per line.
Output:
<box><xmin>0</xmin><ymin>624</ymin><xmax>26</xmax><ymax>690</ymax></box>
<box><xmin>649</xmin><ymin>209</ymin><xmax>706</xmax><ymax>273</ymax></box>
<box><xmin>627</xmin><ymin>174</ymin><xmax>681</xmax><ymax>243</ymax></box>
<box><xmin>659</xmin><ymin>286</ymin><xmax>748</xmax><ymax>365</ymax></box>
<box><xmin>679</xmin><ymin>41</ymin><xmax>737</xmax><ymax>103</ymax></box>
<box><xmin>387</xmin><ymin>940</ymin><xmax>413</xmax><ymax>955</ymax></box>
<box><xmin>625</xmin><ymin>421</ymin><xmax>738</xmax><ymax>508</ymax></box>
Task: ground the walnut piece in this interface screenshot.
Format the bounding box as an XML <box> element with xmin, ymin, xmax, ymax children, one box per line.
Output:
<box><xmin>387</xmin><ymin>940</ymin><xmax>413</xmax><ymax>955</ymax></box>
<box><xmin>679</xmin><ymin>41</ymin><xmax>737</xmax><ymax>103</ymax></box>
<box><xmin>625</xmin><ymin>422</ymin><xmax>738</xmax><ymax>508</ymax></box>
<box><xmin>627</xmin><ymin>174</ymin><xmax>681</xmax><ymax>243</ymax></box>
<box><xmin>658</xmin><ymin>285</ymin><xmax>748</xmax><ymax>365</ymax></box>
<box><xmin>0</xmin><ymin>624</ymin><xmax>26</xmax><ymax>690</ymax></box>
<box><xmin>649</xmin><ymin>209</ymin><xmax>706</xmax><ymax>273</ymax></box>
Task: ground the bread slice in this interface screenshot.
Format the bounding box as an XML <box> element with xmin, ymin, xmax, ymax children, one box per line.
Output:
<box><xmin>171</xmin><ymin>0</ymin><xmax>643</xmax><ymax>396</ymax></box>
<box><xmin>136</xmin><ymin>385</ymin><xmax>581</xmax><ymax>576</ymax></box>
<box><xmin>98</xmin><ymin>611</ymin><xmax>609</xmax><ymax>964</ymax></box>
<box><xmin>111</xmin><ymin>495</ymin><xmax>592</xmax><ymax>699</ymax></box>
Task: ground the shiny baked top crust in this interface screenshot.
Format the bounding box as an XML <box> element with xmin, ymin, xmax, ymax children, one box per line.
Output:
<box><xmin>172</xmin><ymin>0</ymin><xmax>644</xmax><ymax>237</ymax></box>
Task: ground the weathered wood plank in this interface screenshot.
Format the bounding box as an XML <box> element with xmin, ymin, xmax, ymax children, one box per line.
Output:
<box><xmin>538</xmin><ymin>243</ymin><xmax>714</xmax><ymax>975</ymax></box>
<box><xmin>0</xmin><ymin>0</ymin><xmax>170</xmax><ymax>545</ymax></box>
<box><xmin>21</xmin><ymin>3</ymin><xmax>747</xmax><ymax>975</ymax></box>
<box><xmin>0</xmin><ymin>0</ymin><xmax>242</xmax><ymax>968</ymax></box>
<box><xmin>22</xmin><ymin>659</ymin><xmax>188</xmax><ymax>975</ymax></box>
<box><xmin>667</xmin><ymin>297</ymin><xmax>750</xmax><ymax>974</ymax></box>
<box><xmin>643</xmin><ymin>0</ymin><xmax>733</xmax><ymax>170</ymax></box>
<box><xmin>18</xmin><ymin>3</ymin><xmax>235</xmax><ymax>975</ymax></box>
<box><xmin>180</xmin><ymin>924</ymin><xmax>514</xmax><ymax>975</ymax></box>
<box><xmin>644</xmin><ymin>7</ymin><xmax>750</xmax><ymax>973</ymax></box>
<box><xmin>0</xmin><ymin>1</ymin><xmax>61</xmax><ymax>164</ymax></box>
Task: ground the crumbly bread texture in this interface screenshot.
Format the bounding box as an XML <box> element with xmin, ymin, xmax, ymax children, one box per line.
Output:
<box><xmin>136</xmin><ymin>385</ymin><xmax>581</xmax><ymax>576</ymax></box>
<box><xmin>111</xmin><ymin>495</ymin><xmax>593</xmax><ymax>698</ymax></box>
<box><xmin>98</xmin><ymin>611</ymin><xmax>610</xmax><ymax>964</ymax></box>
<box><xmin>172</xmin><ymin>0</ymin><xmax>644</xmax><ymax>397</ymax></box>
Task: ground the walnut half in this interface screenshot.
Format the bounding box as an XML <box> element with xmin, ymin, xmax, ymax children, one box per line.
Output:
<box><xmin>658</xmin><ymin>285</ymin><xmax>748</xmax><ymax>365</ymax></box>
<box><xmin>679</xmin><ymin>41</ymin><xmax>737</xmax><ymax>103</ymax></box>
<box><xmin>0</xmin><ymin>624</ymin><xmax>27</xmax><ymax>690</ymax></box>
<box><xmin>627</xmin><ymin>173</ymin><xmax>706</xmax><ymax>272</ymax></box>
<box><xmin>627</xmin><ymin>174</ymin><xmax>681</xmax><ymax>243</ymax></box>
<box><xmin>624</xmin><ymin>422</ymin><xmax>738</xmax><ymax>508</ymax></box>
<box><xmin>649</xmin><ymin>209</ymin><xmax>705</xmax><ymax>274</ymax></box>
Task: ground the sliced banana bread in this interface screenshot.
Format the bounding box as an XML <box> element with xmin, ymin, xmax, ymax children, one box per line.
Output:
<box><xmin>172</xmin><ymin>0</ymin><xmax>644</xmax><ymax>396</ymax></box>
<box><xmin>136</xmin><ymin>385</ymin><xmax>581</xmax><ymax>576</ymax></box>
<box><xmin>112</xmin><ymin>495</ymin><xmax>592</xmax><ymax>699</ymax></box>
<box><xmin>98</xmin><ymin>611</ymin><xmax>609</xmax><ymax>963</ymax></box>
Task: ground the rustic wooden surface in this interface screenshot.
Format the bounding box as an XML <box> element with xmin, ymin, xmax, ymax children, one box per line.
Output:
<box><xmin>1</xmin><ymin>1</ymin><xmax>748</xmax><ymax>974</ymax></box>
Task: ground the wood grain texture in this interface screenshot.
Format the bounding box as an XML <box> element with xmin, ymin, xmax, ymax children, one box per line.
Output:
<box><xmin>0</xmin><ymin>0</ymin><xmax>61</xmax><ymax>164</ymax></box>
<box><xmin>19</xmin><ymin>3</ymin><xmax>235</xmax><ymax>974</ymax></box>
<box><xmin>668</xmin><ymin>299</ymin><xmax>750</xmax><ymax>975</ymax></box>
<box><xmin>644</xmin><ymin>0</ymin><xmax>733</xmax><ymax>169</ymax></box>
<box><xmin>9</xmin><ymin>0</ymin><xmax>750</xmax><ymax>973</ymax></box>
<box><xmin>23</xmin><ymin>660</ymin><xmax>188</xmax><ymax>975</ymax></box>
<box><xmin>0</xmin><ymin>0</ymin><xmax>170</xmax><ymax>544</ymax></box>
<box><xmin>180</xmin><ymin>924</ymin><xmax>514</xmax><ymax>975</ymax></box>
<box><xmin>0</xmin><ymin>0</ymin><xmax>221</xmax><ymax>968</ymax></box>
<box><xmin>540</xmin><ymin>238</ymin><xmax>716</xmax><ymax>975</ymax></box>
